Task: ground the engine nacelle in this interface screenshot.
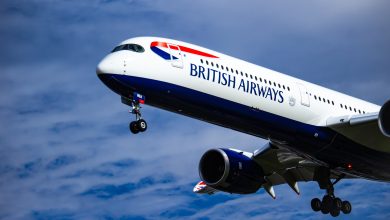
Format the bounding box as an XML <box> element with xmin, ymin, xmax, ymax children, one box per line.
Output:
<box><xmin>198</xmin><ymin>148</ymin><xmax>265</xmax><ymax>194</ymax></box>
<box><xmin>379</xmin><ymin>100</ymin><xmax>390</xmax><ymax>138</ymax></box>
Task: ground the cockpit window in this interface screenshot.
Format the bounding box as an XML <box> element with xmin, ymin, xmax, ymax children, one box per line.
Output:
<box><xmin>111</xmin><ymin>44</ymin><xmax>145</xmax><ymax>53</ymax></box>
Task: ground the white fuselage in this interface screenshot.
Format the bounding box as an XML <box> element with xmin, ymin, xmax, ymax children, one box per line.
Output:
<box><xmin>97</xmin><ymin>37</ymin><xmax>390</xmax><ymax>181</ymax></box>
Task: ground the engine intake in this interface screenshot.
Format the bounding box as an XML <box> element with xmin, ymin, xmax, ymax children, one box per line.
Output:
<box><xmin>199</xmin><ymin>148</ymin><xmax>265</xmax><ymax>194</ymax></box>
<box><xmin>379</xmin><ymin>100</ymin><xmax>390</xmax><ymax>138</ymax></box>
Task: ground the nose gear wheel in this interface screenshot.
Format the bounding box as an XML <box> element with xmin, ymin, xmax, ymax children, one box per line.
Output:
<box><xmin>128</xmin><ymin>94</ymin><xmax>148</xmax><ymax>134</ymax></box>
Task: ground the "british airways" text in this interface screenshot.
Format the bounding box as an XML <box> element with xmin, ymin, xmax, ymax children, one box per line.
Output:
<box><xmin>190</xmin><ymin>63</ymin><xmax>284</xmax><ymax>103</ymax></box>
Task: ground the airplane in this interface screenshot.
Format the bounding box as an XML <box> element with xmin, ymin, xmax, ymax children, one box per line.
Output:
<box><xmin>96</xmin><ymin>37</ymin><xmax>390</xmax><ymax>217</ymax></box>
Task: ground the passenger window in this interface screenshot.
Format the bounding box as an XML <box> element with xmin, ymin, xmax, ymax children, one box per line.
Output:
<box><xmin>206</xmin><ymin>60</ymin><xmax>209</xmax><ymax>65</ymax></box>
<box><xmin>200</xmin><ymin>59</ymin><xmax>203</xmax><ymax>64</ymax></box>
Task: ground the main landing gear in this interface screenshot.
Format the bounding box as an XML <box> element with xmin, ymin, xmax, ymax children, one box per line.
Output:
<box><xmin>128</xmin><ymin>95</ymin><xmax>147</xmax><ymax>134</ymax></box>
<box><xmin>311</xmin><ymin>168</ymin><xmax>352</xmax><ymax>217</ymax></box>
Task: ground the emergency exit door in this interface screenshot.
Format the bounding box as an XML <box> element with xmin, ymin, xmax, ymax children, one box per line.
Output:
<box><xmin>297</xmin><ymin>83</ymin><xmax>310</xmax><ymax>107</ymax></box>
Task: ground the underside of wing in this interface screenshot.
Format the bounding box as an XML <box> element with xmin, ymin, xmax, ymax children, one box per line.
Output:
<box><xmin>326</xmin><ymin>100</ymin><xmax>390</xmax><ymax>152</ymax></box>
<box><xmin>252</xmin><ymin>143</ymin><xmax>355</xmax><ymax>198</ymax></box>
<box><xmin>195</xmin><ymin>142</ymin><xmax>359</xmax><ymax>215</ymax></box>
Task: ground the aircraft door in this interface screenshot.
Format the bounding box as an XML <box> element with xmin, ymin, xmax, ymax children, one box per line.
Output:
<box><xmin>297</xmin><ymin>83</ymin><xmax>310</xmax><ymax>107</ymax></box>
<box><xmin>167</xmin><ymin>44</ymin><xmax>184</xmax><ymax>68</ymax></box>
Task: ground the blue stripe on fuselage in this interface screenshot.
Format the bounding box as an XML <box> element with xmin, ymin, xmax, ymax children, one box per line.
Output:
<box><xmin>150</xmin><ymin>46</ymin><xmax>178</xmax><ymax>60</ymax></box>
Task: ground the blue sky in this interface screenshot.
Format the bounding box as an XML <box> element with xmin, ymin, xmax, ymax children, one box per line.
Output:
<box><xmin>1</xmin><ymin>0</ymin><xmax>390</xmax><ymax>219</ymax></box>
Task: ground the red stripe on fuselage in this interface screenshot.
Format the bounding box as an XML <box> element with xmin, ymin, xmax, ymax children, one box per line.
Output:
<box><xmin>150</xmin><ymin>41</ymin><xmax>219</xmax><ymax>58</ymax></box>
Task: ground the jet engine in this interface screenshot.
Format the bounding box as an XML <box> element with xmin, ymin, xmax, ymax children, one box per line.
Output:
<box><xmin>379</xmin><ymin>100</ymin><xmax>390</xmax><ymax>137</ymax></box>
<box><xmin>198</xmin><ymin>148</ymin><xmax>265</xmax><ymax>194</ymax></box>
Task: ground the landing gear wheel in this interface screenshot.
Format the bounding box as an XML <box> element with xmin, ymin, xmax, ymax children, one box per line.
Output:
<box><xmin>311</xmin><ymin>198</ymin><xmax>321</xmax><ymax>212</ymax></box>
<box><xmin>129</xmin><ymin>121</ymin><xmax>139</xmax><ymax>134</ymax></box>
<box><xmin>321</xmin><ymin>195</ymin><xmax>332</xmax><ymax>214</ymax></box>
<box><xmin>341</xmin><ymin>201</ymin><xmax>352</xmax><ymax>214</ymax></box>
<box><xmin>330</xmin><ymin>206</ymin><xmax>340</xmax><ymax>217</ymax></box>
<box><xmin>311</xmin><ymin>170</ymin><xmax>353</xmax><ymax>216</ymax></box>
<box><xmin>127</xmin><ymin>93</ymin><xmax>148</xmax><ymax>135</ymax></box>
<box><xmin>137</xmin><ymin>119</ymin><xmax>147</xmax><ymax>132</ymax></box>
<box><xmin>333</xmin><ymin>198</ymin><xmax>342</xmax><ymax>209</ymax></box>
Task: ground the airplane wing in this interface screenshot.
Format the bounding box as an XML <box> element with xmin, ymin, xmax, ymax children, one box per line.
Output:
<box><xmin>326</xmin><ymin>106</ymin><xmax>390</xmax><ymax>153</ymax></box>
<box><xmin>195</xmin><ymin>144</ymin><xmax>355</xmax><ymax>199</ymax></box>
<box><xmin>251</xmin><ymin>143</ymin><xmax>355</xmax><ymax>199</ymax></box>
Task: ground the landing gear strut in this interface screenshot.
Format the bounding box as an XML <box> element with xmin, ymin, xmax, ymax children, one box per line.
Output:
<box><xmin>128</xmin><ymin>93</ymin><xmax>147</xmax><ymax>134</ymax></box>
<box><xmin>311</xmin><ymin>168</ymin><xmax>352</xmax><ymax>217</ymax></box>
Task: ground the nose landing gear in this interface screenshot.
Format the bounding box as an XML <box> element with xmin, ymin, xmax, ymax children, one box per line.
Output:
<box><xmin>128</xmin><ymin>93</ymin><xmax>147</xmax><ymax>134</ymax></box>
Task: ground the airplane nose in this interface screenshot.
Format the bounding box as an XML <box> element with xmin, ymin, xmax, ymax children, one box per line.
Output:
<box><xmin>96</xmin><ymin>57</ymin><xmax>112</xmax><ymax>75</ymax></box>
<box><xmin>97</xmin><ymin>55</ymin><xmax>131</xmax><ymax>97</ymax></box>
